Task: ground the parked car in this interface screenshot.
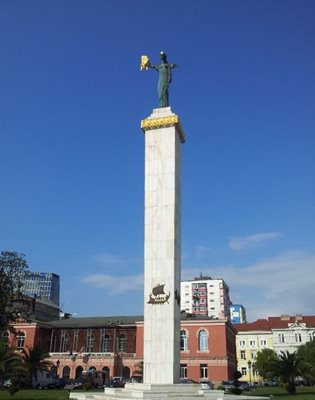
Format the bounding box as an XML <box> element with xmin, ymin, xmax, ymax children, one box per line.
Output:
<box><xmin>109</xmin><ymin>376</ymin><xmax>125</xmax><ymax>388</ymax></box>
<box><xmin>239</xmin><ymin>381</ymin><xmax>250</xmax><ymax>391</ymax></box>
<box><xmin>221</xmin><ymin>380</ymin><xmax>235</xmax><ymax>391</ymax></box>
<box><xmin>130</xmin><ymin>375</ymin><xmax>143</xmax><ymax>383</ymax></box>
<box><xmin>179</xmin><ymin>378</ymin><xmax>198</xmax><ymax>384</ymax></box>
<box><xmin>49</xmin><ymin>377</ymin><xmax>66</xmax><ymax>389</ymax></box>
<box><xmin>200</xmin><ymin>380</ymin><xmax>214</xmax><ymax>390</ymax></box>
<box><xmin>32</xmin><ymin>371</ymin><xmax>55</xmax><ymax>389</ymax></box>
<box><xmin>263</xmin><ymin>380</ymin><xmax>278</xmax><ymax>387</ymax></box>
<box><xmin>73</xmin><ymin>376</ymin><xmax>86</xmax><ymax>389</ymax></box>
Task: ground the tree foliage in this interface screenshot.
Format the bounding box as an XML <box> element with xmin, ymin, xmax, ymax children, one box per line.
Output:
<box><xmin>255</xmin><ymin>348</ymin><xmax>278</xmax><ymax>380</ymax></box>
<box><xmin>0</xmin><ymin>251</ymin><xmax>28</xmax><ymax>330</ymax></box>
<box><xmin>21</xmin><ymin>346</ymin><xmax>53</xmax><ymax>388</ymax></box>
<box><xmin>272</xmin><ymin>350</ymin><xmax>302</xmax><ymax>394</ymax></box>
<box><xmin>0</xmin><ymin>339</ymin><xmax>23</xmax><ymax>383</ymax></box>
<box><xmin>133</xmin><ymin>360</ymin><xmax>143</xmax><ymax>376</ymax></box>
<box><xmin>297</xmin><ymin>340</ymin><xmax>315</xmax><ymax>383</ymax></box>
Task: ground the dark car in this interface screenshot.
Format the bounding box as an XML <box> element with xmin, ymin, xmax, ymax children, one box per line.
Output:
<box><xmin>51</xmin><ymin>378</ymin><xmax>66</xmax><ymax>389</ymax></box>
<box><xmin>179</xmin><ymin>378</ymin><xmax>198</xmax><ymax>384</ymax></box>
<box><xmin>239</xmin><ymin>381</ymin><xmax>250</xmax><ymax>391</ymax></box>
<box><xmin>130</xmin><ymin>376</ymin><xmax>143</xmax><ymax>383</ymax></box>
<box><xmin>109</xmin><ymin>377</ymin><xmax>125</xmax><ymax>388</ymax></box>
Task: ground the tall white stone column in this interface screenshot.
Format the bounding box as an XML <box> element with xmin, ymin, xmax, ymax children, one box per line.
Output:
<box><xmin>141</xmin><ymin>107</ymin><xmax>185</xmax><ymax>385</ymax></box>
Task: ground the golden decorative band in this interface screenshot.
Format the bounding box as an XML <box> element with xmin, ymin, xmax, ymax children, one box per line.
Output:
<box><xmin>141</xmin><ymin>115</ymin><xmax>185</xmax><ymax>143</ymax></box>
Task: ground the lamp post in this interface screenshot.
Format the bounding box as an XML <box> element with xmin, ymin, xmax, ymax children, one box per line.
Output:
<box><xmin>252</xmin><ymin>362</ymin><xmax>256</xmax><ymax>386</ymax></box>
<box><xmin>247</xmin><ymin>360</ymin><xmax>252</xmax><ymax>388</ymax></box>
<box><xmin>56</xmin><ymin>359</ymin><xmax>60</xmax><ymax>377</ymax></box>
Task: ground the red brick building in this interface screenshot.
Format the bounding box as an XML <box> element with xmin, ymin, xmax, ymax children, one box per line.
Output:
<box><xmin>5</xmin><ymin>313</ymin><xmax>237</xmax><ymax>386</ymax></box>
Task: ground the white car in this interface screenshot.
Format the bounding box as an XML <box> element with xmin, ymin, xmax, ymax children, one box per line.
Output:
<box><xmin>200</xmin><ymin>380</ymin><xmax>214</xmax><ymax>390</ymax></box>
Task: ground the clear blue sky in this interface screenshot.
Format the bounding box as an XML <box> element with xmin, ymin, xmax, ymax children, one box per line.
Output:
<box><xmin>1</xmin><ymin>0</ymin><xmax>314</xmax><ymax>322</ymax></box>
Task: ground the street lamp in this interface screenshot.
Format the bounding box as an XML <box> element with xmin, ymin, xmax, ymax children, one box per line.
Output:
<box><xmin>56</xmin><ymin>359</ymin><xmax>60</xmax><ymax>377</ymax></box>
<box><xmin>247</xmin><ymin>360</ymin><xmax>252</xmax><ymax>388</ymax></box>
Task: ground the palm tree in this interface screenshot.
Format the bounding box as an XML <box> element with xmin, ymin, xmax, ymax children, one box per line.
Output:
<box><xmin>133</xmin><ymin>361</ymin><xmax>143</xmax><ymax>376</ymax></box>
<box><xmin>0</xmin><ymin>340</ymin><xmax>23</xmax><ymax>383</ymax></box>
<box><xmin>21</xmin><ymin>346</ymin><xmax>53</xmax><ymax>388</ymax></box>
<box><xmin>272</xmin><ymin>350</ymin><xmax>302</xmax><ymax>394</ymax></box>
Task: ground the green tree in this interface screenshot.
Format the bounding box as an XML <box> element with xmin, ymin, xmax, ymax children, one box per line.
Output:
<box><xmin>133</xmin><ymin>360</ymin><xmax>143</xmax><ymax>377</ymax></box>
<box><xmin>21</xmin><ymin>346</ymin><xmax>53</xmax><ymax>388</ymax></box>
<box><xmin>0</xmin><ymin>251</ymin><xmax>28</xmax><ymax>330</ymax></box>
<box><xmin>297</xmin><ymin>340</ymin><xmax>315</xmax><ymax>384</ymax></box>
<box><xmin>255</xmin><ymin>348</ymin><xmax>278</xmax><ymax>381</ymax></box>
<box><xmin>272</xmin><ymin>350</ymin><xmax>302</xmax><ymax>394</ymax></box>
<box><xmin>0</xmin><ymin>340</ymin><xmax>23</xmax><ymax>382</ymax></box>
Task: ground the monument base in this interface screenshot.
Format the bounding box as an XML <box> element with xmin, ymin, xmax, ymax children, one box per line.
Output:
<box><xmin>70</xmin><ymin>383</ymin><xmax>269</xmax><ymax>400</ymax></box>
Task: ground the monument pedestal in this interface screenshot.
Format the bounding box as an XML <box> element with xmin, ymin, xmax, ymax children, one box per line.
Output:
<box><xmin>70</xmin><ymin>384</ymin><xmax>269</xmax><ymax>400</ymax></box>
<box><xmin>141</xmin><ymin>107</ymin><xmax>185</xmax><ymax>384</ymax></box>
<box><xmin>70</xmin><ymin>384</ymin><xmax>226</xmax><ymax>400</ymax></box>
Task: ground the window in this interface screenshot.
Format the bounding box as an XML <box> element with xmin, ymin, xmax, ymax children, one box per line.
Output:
<box><xmin>102</xmin><ymin>335</ymin><xmax>110</xmax><ymax>352</ymax></box>
<box><xmin>180</xmin><ymin>364</ymin><xmax>187</xmax><ymax>379</ymax></box>
<box><xmin>278</xmin><ymin>334</ymin><xmax>285</xmax><ymax>343</ymax></box>
<box><xmin>295</xmin><ymin>333</ymin><xmax>302</xmax><ymax>343</ymax></box>
<box><xmin>239</xmin><ymin>340</ymin><xmax>246</xmax><ymax>348</ymax></box>
<box><xmin>200</xmin><ymin>364</ymin><xmax>208</xmax><ymax>379</ymax></box>
<box><xmin>260</xmin><ymin>340</ymin><xmax>267</xmax><ymax>347</ymax></box>
<box><xmin>86</xmin><ymin>332</ymin><xmax>95</xmax><ymax>353</ymax></box>
<box><xmin>180</xmin><ymin>330</ymin><xmax>188</xmax><ymax>351</ymax></box>
<box><xmin>62</xmin><ymin>366</ymin><xmax>70</xmax><ymax>380</ymax></box>
<box><xmin>251</xmin><ymin>351</ymin><xmax>257</xmax><ymax>360</ymax></box>
<box><xmin>241</xmin><ymin>367</ymin><xmax>247</xmax><ymax>376</ymax></box>
<box><xmin>118</xmin><ymin>335</ymin><xmax>126</xmax><ymax>352</ymax></box>
<box><xmin>240</xmin><ymin>350</ymin><xmax>246</xmax><ymax>360</ymax></box>
<box><xmin>198</xmin><ymin>330</ymin><xmax>208</xmax><ymax>352</ymax></box>
<box><xmin>61</xmin><ymin>332</ymin><xmax>69</xmax><ymax>353</ymax></box>
<box><xmin>17</xmin><ymin>332</ymin><xmax>25</xmax><ymax>350</ymax></box>
<box><xmin>250</xmin><ymin>340</ymin><xmax>256</xmax><ymax>347</ymax></box>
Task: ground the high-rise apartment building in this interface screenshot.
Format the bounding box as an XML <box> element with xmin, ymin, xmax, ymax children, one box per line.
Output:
<box><xmin>20</xmin><ymin>271</ymin><xmax>60</xmax><ymax>306</ymax></box>
<box><xmin>180</xmin><ymin>275</ymin><xmax>232</xmax><ymax>319</ymax></box>
<box><xmin>230</xmin><ymin>304</ymin><xmax>247</xmax><ymax>324</ymax></box>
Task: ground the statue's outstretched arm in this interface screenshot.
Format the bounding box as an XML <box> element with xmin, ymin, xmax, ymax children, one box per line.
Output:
<box><xmin>171</xmin><ymin>64</ymin><xmax>179</xmax><ymax>69</ymax></box>
<box><xmin>148</xmin><ymin>64</ymin><xmax>159</xmax><ymax>72</ymax></box>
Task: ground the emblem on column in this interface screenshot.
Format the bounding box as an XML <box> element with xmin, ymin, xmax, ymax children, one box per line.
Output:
<box><xmin>147</xmin><ymin>283</ymin><xmax>170</xmax><ymax>305</ymax></box>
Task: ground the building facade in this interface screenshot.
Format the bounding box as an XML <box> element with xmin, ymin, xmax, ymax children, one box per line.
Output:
<box><xmin>235</xmin><ymin>315</ymin><xmax>315</xmax><ymax>385</ymax></box>
<box><xmin>230</xmin><ymin>304</ymin><xmax>247</xmax><ymax>324</ymax></box>
<box><xmin>20</xmin><ymin>271</ymin><xmax>60</xmax><ymax>306</ymax></box>
<box><xmin>181</xmin><ymin>275</ymin><xmax>232</xmax><ymax>319</ymax></box>
<box><xmin>5</xmin><ymin>314</ymin><xmax>237</xmax><ymax>386</ymax></box>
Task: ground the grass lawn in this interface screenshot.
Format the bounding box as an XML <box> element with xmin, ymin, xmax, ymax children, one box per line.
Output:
<box><xmin>0</xmin><ymin>388</ymin><xmax>103</xmax><ymax>400</ymax></box>
<box><xmin>246</xmin><ymin>386</ymin><xmax>315</xmax><ymax>400</ymax></box>
<box><xmin>1</xmin><ymin>386</ymin><xmax>314</xmax><ymax>400</ymax></box>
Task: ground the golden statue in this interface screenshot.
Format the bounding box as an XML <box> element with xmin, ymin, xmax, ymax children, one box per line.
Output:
<box><xmin>140</xmin><ymin>55</ymin><xmax>150</xmax><ymax>70</ymax></box>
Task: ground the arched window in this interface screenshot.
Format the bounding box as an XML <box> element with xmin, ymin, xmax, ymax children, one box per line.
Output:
<box><xmin>86</xmin><ymin>332</ymin><xmax>95</xmax><ymax>353</ymax></box>
<box><xmin>75</xmin><ymin>366</ymin><xmax>83</xmax><ymax>379</ymax></box>
<box><xmin>102</xmin><ymin>334</ymin><xmax>110</xmax><ymax>352</ymax></box>
<box><xmin>198</xmin><ymin>329</ymin><xmax>208</xmax><ymax>352</ymax></box>
<box><xmin>17</xmin><ymin>331</ymin><xmax>25</xmax><ymax>350</ymax></box>
<box><xmin>122</xmin><ymin>366</ymin><xmax>130</xmax><ymax>380</ymax></box>
<box><xmin>180</xmin><ymin>330</ymin><xmax>188</xmax><ymax>351</ymax></box>
<box><xmin>62</xmin><ymin>366</ymin><xmax>70</xmax><ymax>380</ymax></box>
<box><xmin>118</xmin><ymin>335</ymin><xmax>126</xmax><ymax>352</ymax></box>
<box><xmin>102</xmin><ymin>367</ymin><xmax>110</xmax><ymax>384</ymax></box>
